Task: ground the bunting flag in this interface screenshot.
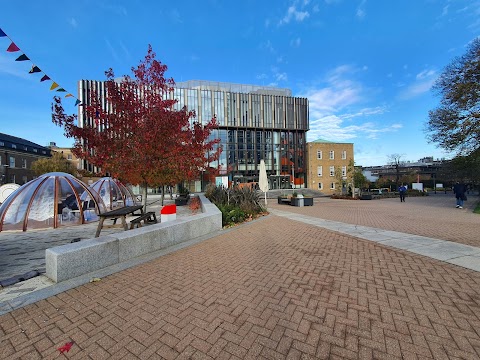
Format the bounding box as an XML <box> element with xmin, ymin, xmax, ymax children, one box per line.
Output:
<box><xmin>15</xmin><ymin>54</ymin><xmax>29</xmax><ymax>61</ymax></box>
<box><xmin>6</xmin><ymin>42</ymin><xmax>20</xmax><ymax>52</ymax></box>
<box><xmin>0</xmin><ymin>26</ymin><xmax>81</xmax><ymax>106</ymax></box>
<box><xmin>29</xmin><ymin>65</ymin><xmax>41</xmax><ymax>73</ymax></box>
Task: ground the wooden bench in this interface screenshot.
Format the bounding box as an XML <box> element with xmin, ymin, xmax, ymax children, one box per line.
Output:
<box><xmin>129</xmin><ymin>212</ymin><xmax>158</xmax><ymax>229</ymax></box>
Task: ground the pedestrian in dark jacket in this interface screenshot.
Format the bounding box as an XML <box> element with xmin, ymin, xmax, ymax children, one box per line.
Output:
<box><xmin>398</xmin><ymin>184</ymin><xmax>407</xmax><ymax>202</ymax></box>
<box><xmin>453</xmin><ymin>182</ymin><xmax>467</xmax><ymax>209</ymax></box>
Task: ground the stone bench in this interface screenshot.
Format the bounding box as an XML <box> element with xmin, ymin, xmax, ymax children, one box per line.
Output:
<box><xmin>46</xmin><ymin>194</ymin><xmax>222</xmax><ymax>283</ymax></box>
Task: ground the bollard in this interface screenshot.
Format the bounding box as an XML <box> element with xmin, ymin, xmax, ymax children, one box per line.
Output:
<box><xmin>160</xmin><ymin>204</ymin><xmax>177</xmax><ymax>222</ymax></box>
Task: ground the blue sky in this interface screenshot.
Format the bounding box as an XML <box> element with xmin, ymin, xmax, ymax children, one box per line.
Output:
<box><xmin>0</xmin><ymin>0</ymin><xmax>479</xmax><ymax>166</ymax></box>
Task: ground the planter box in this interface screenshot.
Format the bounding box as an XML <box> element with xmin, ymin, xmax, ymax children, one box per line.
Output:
<box><xmin>290</xmin><ymin>197</ymin><xmax>304</xmax><ymax>207</ymax></box>
<box><xmin>277</xmin><ymin>196</ymin><xmax>291</xmax><ymax>205</ymax></box>
<box><xmin>303</xmin><ymin>197</ymin><xmax>313</xmax><ymax>206</ymax></box>
<box><xmin>360</xmin><ymin>194</ymin><xmax>372</xmax><ymax>200</ymax></box>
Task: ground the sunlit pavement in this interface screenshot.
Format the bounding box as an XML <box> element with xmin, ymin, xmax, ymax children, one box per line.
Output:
<box><xmin>1</xmin><ymin>193</ymin><xmax>480</xmax><ymax>359</ymax></box>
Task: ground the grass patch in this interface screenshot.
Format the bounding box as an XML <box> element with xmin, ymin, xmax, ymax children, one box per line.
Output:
<box><xmin>474</xmin><ymin>203</ymin><xmax>480</xmax><ymax>214</ymax></box>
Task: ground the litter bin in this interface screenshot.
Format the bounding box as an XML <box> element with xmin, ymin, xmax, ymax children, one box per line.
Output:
<box><xmin>297</xmin><ymin>194</ymin><xmax>304</xmax><ymax>207</ymax></box>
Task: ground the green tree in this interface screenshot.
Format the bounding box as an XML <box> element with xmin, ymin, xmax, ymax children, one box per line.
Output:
<box><xmin>426</xmin><ymin>38</ymin><xmax>480</xmax><ymax>155</ymax></box>
<box><xmin>31</xmin><ymin>152</ymin><xmax>77</xmax><ymax>176</ymax></box>
<box><xmin>353</xmin><ymin>165</ymin><xmax>368</xmax><ymax>193</ymax></box>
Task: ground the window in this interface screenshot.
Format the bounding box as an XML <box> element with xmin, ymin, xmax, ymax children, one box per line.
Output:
<box><xmin>33</xmin><ymin>148</ymin><xmax>38</xmax><ymax>153</ymax></box>
<box><xmin>23</xmin><ymin>146</ymin><xmax>28</xmax><ymax>151</ymax></box>
<box><xmin>329</xmin><ymin>150</ymin><xmax>334</xmax><ymax>160</ymax></box>
<box><xmin>329</xmin><ymin>166</ymin><xmax>335</xmax><ymax>177</ymax></box>
<box><xmin>22</xmin><ymin>176</ymin><xmax>28</xmax><ymax>184</ymax></box>
<box><xmin>0</xmin><ymin>141</ymin><xmax>4</xmax><ymax>146</ymax></box>
<box><xmin>318</xmin><ymin>182</ymin><xmax>323</xmax><ymax>190</ymax></box>
<box><xmin>342</xmin><ymin>150</ymin><xmax>347</xmax><ymax>159</ymax></box>
<box><xmin>317</xmin><ymin>150</ymin><xmax>322</xmax><ymax>160</ymax></box>
<box><xmin>10</xmin><ymin>174</ymin><xmax>15</xmax><ymax>183</ymax></box>
<box><xmin>9</xmin><ymin>156</ymin><xmax>15</xmax><ymax>168</ymax></box>
<box><xmin>342</xmin><ymin>166</ymin><xmax>347</xmax><ymax>177</ymax></box>
<box><xmin>22</xmin><ymin>159</ymin><xmax>27</xmax><ymax>168</ymax></box>
<box><xmin>317</xmin><ymin>166</ymin><xmax>322</xmax><ymax>177</ymax></box>
<box><xmin>67</xmin><ymin>154</ymin><xmax>72</xmax><ymax>160</ymax></box>
<box><xmin>11</xmin><ymin>144</ymin><xmax>16</xmax><ymax>149</ymax></box>
<box><xmin>330</xmin><ymin>182</ymin><xmax>335</xmax><ymax>189</ymax></box>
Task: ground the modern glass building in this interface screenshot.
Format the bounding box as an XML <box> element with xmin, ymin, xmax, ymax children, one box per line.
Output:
<box><xmin>78</xmin><ymin>80</ymin><xmax>309</xmax><ymax>190</ymax></box>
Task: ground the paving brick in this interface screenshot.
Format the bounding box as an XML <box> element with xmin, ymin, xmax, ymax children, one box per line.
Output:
<box><xmin>2</xmin><ymin>196</ymin><xmax>480</xmax><ymax>359</ymax></box>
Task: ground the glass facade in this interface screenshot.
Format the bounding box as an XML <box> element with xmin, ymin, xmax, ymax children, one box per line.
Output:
<box><xmin>171</xmin><ymin>81</ymin><xmax>309</xmax><ymax>190</ymax></box>
<box><xmin>78</xmin><ymin>80</ymin><xmax>309</xmax><ymax>190</ymax></box>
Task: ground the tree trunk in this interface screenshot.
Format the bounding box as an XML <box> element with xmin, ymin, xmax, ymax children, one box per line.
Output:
<box><xmin>142</xmin><ymin>182</ymin><xmax>148</xmax><ymax>213</ymax></box>
<box><xmin>161</xmin><ymin>185</ymin><xmax>165</xmax><ymax>206</ymax></box>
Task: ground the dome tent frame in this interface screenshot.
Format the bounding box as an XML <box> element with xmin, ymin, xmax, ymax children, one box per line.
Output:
<box><xmin>0</xmin><ymin>172</ymin><xmax>107</xmax><ymax>232</ymax></box>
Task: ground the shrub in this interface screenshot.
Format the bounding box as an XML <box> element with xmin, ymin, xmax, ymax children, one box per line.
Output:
<box><xmin>189</xmin><ymin>196</ymin><xmax>201</xmax><ymax>214</ymax></box>
<box><xmin>205</xmin><ymin>184</ymin><xmax>265</xmax><ymax>227</ymax></box>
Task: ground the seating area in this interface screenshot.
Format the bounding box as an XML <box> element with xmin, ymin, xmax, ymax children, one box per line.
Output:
<box><xmin>175</xmin><ymin>193</ymin><xmax>190</xmax><ymax>206</ymax></box>
<box><xmin>129</xmin><ymin>211</ymin><xmax>157</xmax><ymax>229</ymax></box>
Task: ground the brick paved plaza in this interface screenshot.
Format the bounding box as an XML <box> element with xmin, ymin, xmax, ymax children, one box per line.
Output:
<box><xmin>0</xmin><ymin>193</ymin><xmax>479</xmax><ymax>359</ymax></box>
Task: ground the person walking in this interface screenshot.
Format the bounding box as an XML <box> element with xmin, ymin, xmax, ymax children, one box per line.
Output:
<box><xmin>453</xmin><ymin>181</ymin><xmax>467</xmax><ymax>209</ymax></box>
<box><xmin>398</xmin><ymin>183</ymin><xmax>407</xmax><ymax>202</ymax></box>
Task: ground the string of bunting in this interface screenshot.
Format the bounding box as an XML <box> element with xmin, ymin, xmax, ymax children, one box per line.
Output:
<box><xmin>0</xmin><ymin>27</ymin><xmax>81</xmax><ymax>106</ymax></box>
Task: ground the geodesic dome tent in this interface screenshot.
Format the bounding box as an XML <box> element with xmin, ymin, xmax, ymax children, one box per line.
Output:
<box><xmin>0</xmin><ymin>172</ymin><xmax>107</xmax><ymax>232</ymax></box>
<box><xmin>89</xmin><ymin>177</ymin><xmax>138</xmax><ymax>210</ymax></box>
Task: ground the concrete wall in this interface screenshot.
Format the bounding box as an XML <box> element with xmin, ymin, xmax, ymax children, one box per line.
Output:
<box><xmin>46</xmin><ymin>194</ymin><xmax>222</xmax><ymax>283</ymax></box>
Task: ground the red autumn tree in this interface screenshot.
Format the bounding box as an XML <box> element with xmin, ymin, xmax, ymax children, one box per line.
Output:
<box><xmin>52</xmin><ymin>45</ymin><xmax>220</xmax><ymax>210</ymax></box>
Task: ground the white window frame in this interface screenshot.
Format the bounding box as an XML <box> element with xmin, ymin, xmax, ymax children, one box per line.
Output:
<box><xmin>22</xmin><ymin>159</ymin><xmax>27</xmax><ymax>168</ymax></box>
<box><xmin>329</xmin><ymin>150</ymin><xmax>334</xmax><ymax>160</ymax></box>
<box><xmin>342</xmin><ymin>150</ymin><xmax>347</xmax><ymax>160</ymax></box>
<box><xmin>9</xmin><ymin>156</ymin><xmax>15</xmax><ymax>168</ymax></box>
<box><xmin>329</xmin><ymin>166</ymin><xmax>335</xmax><ymax>177</ymax></box>
<box><xmin>342</xmin><ymin>166</ymin><xmax>347</xmax><ymax>177</ymax></box>
<box><xmin>318</xmin><ymin>182</ymin><xmax>323</xmax><ymax>190</ymax></box>
<box><xmin>317</xmin><ymin>150</ymin><xmax>322</xmax><ymax>160</ymax></box>
<box><xmin>317</xmin><ymin>166</ymin><xmax>323</xmax><ymax>177</ymax></box>
<box><xmin>330</xmin><ymin>182</ymin><xmax>335</xmax><ymax>189</ymax></box>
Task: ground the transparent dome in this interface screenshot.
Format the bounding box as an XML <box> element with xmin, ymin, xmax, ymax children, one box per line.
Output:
<box><xmin>0</xmin><ymin>172</ymin><xmax>107</xmax><ymax>232</ymax></box>
<box><xmin>89</xmin><ymin>177</ymin><xmax>138</xmax><ymax>210</ymax></box>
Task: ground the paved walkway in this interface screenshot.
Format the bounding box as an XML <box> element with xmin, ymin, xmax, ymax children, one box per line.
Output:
<box><xmin>0</xmin><ymin>194</ymin><xmax>480</xmax><ymax>359</ymax></box>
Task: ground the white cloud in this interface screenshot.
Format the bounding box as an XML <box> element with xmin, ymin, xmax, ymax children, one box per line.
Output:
<box><xmin>290</xmin><ymin>38</ymin><xmax>301</xmax><ymax>47</ymax></box>
<box><xmin>169</xmin><ymin>9</ymin><xmax>183</xmax><ymax>23</ymax></box>
<box><xmin>279</xmin><ymin>6</ymin><xmax>310</xmax><ymax>25</ymax></box>
<box><xmin>356</xmin><ymin>0</ymin><xmax>367</xmax><ymax>19</ymax></box>
<box><xmin>275</xmin><ymin>72</ymin><xmax>288</xmax><ymax>82</ymax></box>
<box><xmin>398</xmin><ymin>68</ymin><xmax>437</xmax><ymax>99</ymax></box>
<box><xmin>0</xmin><ymin>54</ymin><xmax>30</xmax><ymax>79</ymax></box>
<box><xmin>69</xmin><ymin>18</ymin><xmax>78</xmax><ymax>28</ymax></box>
<box><xmin>300</xmin><ymin>64</ymin><xmax>399</xmax><ymax>144</ymax></box>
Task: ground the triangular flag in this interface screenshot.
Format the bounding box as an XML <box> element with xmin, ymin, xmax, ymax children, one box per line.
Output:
<box><xmin>50</xmin><ymin>82</ymin><xmax>59</xmax><ymax>90</ymax></box>
<box><xmin>15</xmin><ymin>54</ymin><xmax>30</xmax><ymax>61</ymax></box>
<box><xmin>74</xmin><ymin>99</ymin><xmax>81</xmax><ymax>106</ymax></box>
<box><xmin>0</xmin><ymin>28</ymin><xmax>7</xmax><ymax>37</ymax></box>
<box><xmin>6</xmin><ymin>42</ymin><xmax>20</xmax><ymax>52</ymax></box>
<box><xmin>29</xmin><ymin>66</ymin><xmax>41</xmax><ymax>74</ymax></box>
<box><xmin>40</xmin><ymin>75</ymin><xmax>50</xmax><ymax>82</ymax></box>
<box><xmin>65</xmin><ymin>94</ymin><xmax>73</xmax><ymax>98</ymax></box>
<box><xmin>56</xmin><ymin>88</ymin><xmax>66</xmax><ymax>92</ymax></box>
